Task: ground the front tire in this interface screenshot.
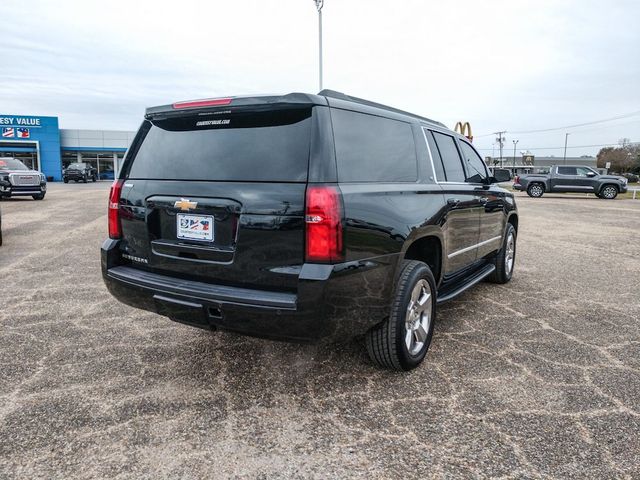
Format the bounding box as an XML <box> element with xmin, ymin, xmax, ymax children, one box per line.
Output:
<box><xmin>32</xmin><ymin>193</ymin><xmax>45</xmax><ymax>200</ymax></box>
<box><xmin>63</xmin><ymin>178</ymin><xmax>69</xmax><ymax>184</ymax></box>
<box><xmin>366</xmin><ymin>260</ymin><xmax>436</xmax><ymax>371</ymax></box>
<box><xmin>488</xmin><ymin>223</ymin><xmax>516</xmax><ymax>284</ymax></box>
<box><xmin>92</xmin><ymin>175</ymin><xmax>97</xmax><ymax>182</ymax></box>
<box><xmin>527</xmin><ymin>183</ymin><xmax>544</xmax><ymax>198</ymax></box>
<box><xmin>82</xmin><ymin>175</ymin><xmax>88</xmax><ymax>183</ymax></box>
<box><xmin>599</xmin><ymin>185</ymin><xmax>618</xmax><ymax>199</ymax></box>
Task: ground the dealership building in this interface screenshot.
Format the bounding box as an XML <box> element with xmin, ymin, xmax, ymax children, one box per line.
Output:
<box><xmin>0</xmin><ymin>114</ymin><xmax>135</xmax><ymax>181</ymax></box>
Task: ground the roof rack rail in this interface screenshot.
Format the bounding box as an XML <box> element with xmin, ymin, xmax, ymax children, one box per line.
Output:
<box><xmin>318</xmin><ymin>89</ymin><xmax>446</xmax><ymax>128</ymax></box>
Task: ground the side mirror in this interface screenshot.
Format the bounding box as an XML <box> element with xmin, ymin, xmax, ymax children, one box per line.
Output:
<box><xmin>491</xmin><ymin>168</ymin><xmax>511</xmax><ymax>183</ymax></box>
<box><xmin>586</xmin><ymin>172</ymin><xmax>597</xmax><ymax>177</ymax></box>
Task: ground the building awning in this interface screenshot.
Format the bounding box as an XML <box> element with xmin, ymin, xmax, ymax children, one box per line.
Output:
<box><xmin>61</xmin><ymin>147</ymin><xmax>127</xmax><ymax>152</ymax></box>
<box><xmin>0</xmin><ymin>140</ymin><xmax>38</xmax><ymax>152</ymax></box>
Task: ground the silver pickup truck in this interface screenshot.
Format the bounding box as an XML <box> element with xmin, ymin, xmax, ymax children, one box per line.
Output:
<box><xmin>513</xmin><ymin>165</ymin><xmax>628</xmax><ymax>199</ymax></box>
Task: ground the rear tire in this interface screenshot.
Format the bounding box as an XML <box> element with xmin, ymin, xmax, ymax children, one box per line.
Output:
<box><xmin>599</xmin><ymin>184</ymin><xmax>618</xmax><ymax>199</ymax></box>
<box><xmin>487</xmin><ymin>223</ymin><xmax>516</xmax><ymax>284</ymax></box>
<box><xmin>527</xmin><ymin>183</ymin><xmax>544</xmax><ymax>198</ymax></box>
<box><xmin>366</xmin><ymin>260</ymin><xmax>436</xmax><ymax>371</ymax></box>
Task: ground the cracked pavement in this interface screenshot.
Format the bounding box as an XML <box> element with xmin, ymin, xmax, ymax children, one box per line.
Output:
<box><xmin>0</xmin><ymin>183</ymin><xmax>638</xmax><ymax>479</ymax></box>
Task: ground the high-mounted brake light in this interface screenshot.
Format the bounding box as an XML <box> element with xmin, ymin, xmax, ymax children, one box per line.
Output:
<box><xmin>108</xmin><ymin>179</ymin><xmax>124</xmax><ymax>239</ymax></box>
<box><xmin>172</xmin><ymin>98</ymin><xmax>232</xmax><ymax>109</ymax></box>
<box><xmin>305</xmin><ymin>186</ymin><xmax>343</xmax><ymax>263</ymax></box>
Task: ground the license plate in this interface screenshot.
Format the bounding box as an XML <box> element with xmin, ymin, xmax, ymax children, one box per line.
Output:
<box><xmin>176</xmin><ymin>214</ymin><xmax>214</xmax><ymax>242</ymax></box>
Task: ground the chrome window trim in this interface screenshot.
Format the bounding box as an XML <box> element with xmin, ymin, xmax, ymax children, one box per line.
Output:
<box><xmin>447</xmin><ymin>235</ymin><xmax>502</xmax><ymax>259</ymax></box>
<box><xmin>421</xmin><ymin>126</ymin><xmax>441</xmax><ymax>183</ymax></box>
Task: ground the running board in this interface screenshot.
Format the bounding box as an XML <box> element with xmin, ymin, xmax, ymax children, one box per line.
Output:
<box><xmin>436</xmin><ymin>264</ymin><xmax>496</xmax><ymax>304</ymax></box>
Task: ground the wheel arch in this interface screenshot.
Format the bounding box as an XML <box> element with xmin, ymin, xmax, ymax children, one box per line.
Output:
<box><xmin>506</xmin><ymin>212</ymin><xmax>518</xmax><ymax>234</ymax></box>
<box><xmin>598</xmin><ymin>182</ymin><xmax>619</xmax><ymax>193</ymax></box>
<box><xmin>400</xmin><ymin>231</ymin><xmax>444</xmax><ymax>286</ymax></box>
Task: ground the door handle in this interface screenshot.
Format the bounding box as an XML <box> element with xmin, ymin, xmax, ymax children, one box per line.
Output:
<box><xmin>447</xmin><ymin>198</ymin><xmax>461</xmax><ymax>205</ymax></box>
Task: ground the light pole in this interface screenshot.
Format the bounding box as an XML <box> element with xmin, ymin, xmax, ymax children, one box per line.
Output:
<box><xmin>512</xmin><ymin>139</ymin><xmax>519</xmax><ymax>173</ymax></box>
<box><xmin>563</xmin><ymin>133</ymin><xmax>570</xmax><ymax>165</ymax></box>
<box><xmin>313</xmin><ymin>0</ymin><xmax>324</xmax><ymax>91</ymax></box>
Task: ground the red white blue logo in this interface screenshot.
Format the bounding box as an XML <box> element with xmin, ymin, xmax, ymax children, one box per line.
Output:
<box><xmin>2</xmin><ymin>127</ymin><xmax>14</xmax><ymax>138</ymax></box>
<box><xmin>16</xmin><ymin>128</ymin><xmax>30</xmax><ymax>138</ymax></box>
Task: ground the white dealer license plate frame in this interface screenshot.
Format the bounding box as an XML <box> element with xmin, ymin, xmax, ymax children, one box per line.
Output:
<box><xmin>176</xmin><ymin>214</ymin><xmax>214</xmax><ymax>242</ymax></box>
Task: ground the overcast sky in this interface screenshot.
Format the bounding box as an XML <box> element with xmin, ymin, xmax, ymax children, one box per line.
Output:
<box><xmin>1</xmin><ymin>0</ymin><xmax>639</xmax><ymax>157</ymax></box>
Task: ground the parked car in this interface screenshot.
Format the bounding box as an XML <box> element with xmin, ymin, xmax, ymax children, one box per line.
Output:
<box><xmin>622</xmin><ymin>172</ymin><xmax>639</xmax><ymax>184</ymax></box>
<box><xmin>101</xmin><ymin>90</ymin><xmax>518</xmax><ymax>371</ymax></box>
<box><xmin>513</xmin><ymin>165</ymin><xmax>628</xmax><ymax>199</ymax></box>
<box><xmin>63</xmin><ymin>162</ymin><xmax>97</xmax><ymax>183</ymax></box>
<box><xmin>0</xmin><ymin>157</ymin><xmax>47</xmax><ymax>200</ymax></box>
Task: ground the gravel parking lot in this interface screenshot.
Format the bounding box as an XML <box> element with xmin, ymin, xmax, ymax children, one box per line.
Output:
<box><xmin>1</xmin><ymin>183</ymin><xmax>639</xmax><ymax>479</ymax></box>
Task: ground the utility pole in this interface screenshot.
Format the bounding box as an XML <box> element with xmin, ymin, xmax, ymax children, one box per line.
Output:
<box><xmin>512</xmin><ymin>139</ymin><xmax>519</xmax><ymax>172</ymax></box>
<box><xmin>494</xmin><ymin>131</ymin><xmax>506</xmax><ymax>167</ymax></box>
<box><xmin>563</xmin><ymin>133</ymin><xmax>570</xmax><ymax>165</ymax></box>
<box><xmin>313</xmin><ymin>0</ymin><xmax>324</xmax><ymax>91</ymax></box>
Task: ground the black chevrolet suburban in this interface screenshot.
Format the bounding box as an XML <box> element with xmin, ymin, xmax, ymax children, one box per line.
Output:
<box><xmin>102</xmin><ymin>91</ymin><xmax>518</xmax><ymax>371</ymax></box>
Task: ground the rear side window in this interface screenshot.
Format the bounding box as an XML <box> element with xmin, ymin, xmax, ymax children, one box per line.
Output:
<box><xmin>424</xmin><ymin>129</ymin><xmax>446</xmax><ymax>182</ymax></box>
<box><xmin>431</xmin><ymin>131</ymin><xmax>465</xmax><ymax>182</ymax></box>
<box><xmin>557</xmin><ymin>167</ymin><xmax>577</xmax><ymax>175</ymax></box>
<box><xmin>458</xmin><ymin>140</ymin><xmax>488</xmax><ymax>184</ymax></box>
<box><xmin>331</xmin><ymin>109</ymin><xmax>417</xmax><ymax>182</ymax></box>
<box><xmin>127</xmin><ymin>108</ymin><xmax>312</xmax><ymax>182</ymax></box>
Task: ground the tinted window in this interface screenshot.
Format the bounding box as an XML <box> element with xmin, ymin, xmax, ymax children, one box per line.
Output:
<box><xmin>576</xmin><ymin>167</ymin><xmax>595</xmax><ymax>176</ymax></box>
<box><xmin>332</xmin><ymin>109</ymin><xmax>417</xmax><ymax>182</ymax></box>
<box><xmin>424</xmin><ymin>129</ymin><xmax>446</xmax><ymax>182</ymax></box>
<box><xmin>431</xmin><ymin>131</ymin><xmax>465</xmax><ymax>182</ymax></box>
<box><xmin>557</xmin><ymin>167</ymin><xmax>577</xmax><ymax>175</ymax></box>
<box><xmin>127</xmin><ymin>109</ymin><xmax>312</xmax><ymax>182</ymax></box>
<box><xmin>458</xmin><ymin>140</ymin><xmax>488</xmax><ymax>183</ymax></box>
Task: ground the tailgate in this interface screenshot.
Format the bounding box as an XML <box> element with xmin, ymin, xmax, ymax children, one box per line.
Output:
<box><xmin>117</xmin><ymin>107</ymin><xmax>313</xmax><ymax>292</ymax></box>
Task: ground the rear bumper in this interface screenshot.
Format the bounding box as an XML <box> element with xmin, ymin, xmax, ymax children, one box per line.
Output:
<box><xmin>512</xmin><ymin>183</ymin><xmax>525</xmax><ymax>191</ymax></box>
<box><xmin>101</xmin><ymin>239</ymin><xmax>398</xmax><ymax>342</ymax></box>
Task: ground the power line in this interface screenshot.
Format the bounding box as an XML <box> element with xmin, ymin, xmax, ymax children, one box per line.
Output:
<box><xmin>475</xmin><ymin>141</ymin><xmax>639</xmax><ymax>152</ymax></box>
<box><xmin>474</xmin><ymin>109</ymin><xmax>640</xmax><ymax>137</ymax></box>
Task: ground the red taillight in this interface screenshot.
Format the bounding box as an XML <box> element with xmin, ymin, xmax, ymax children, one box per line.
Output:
<box><xmin>172</xmin><ymin>97</ymin><xmax>232</xmax><ymax>109</ymax></box>
<box><xmin>305</xmin><ymin>186</ymin><xmax>343</xmax><ymax>263</ymax></box>
<box><xmin>514</xmin><ymin>175</ymin><xmax>520</xmax><ymax>184</ymax></box>
<box><xmin>108</xmin><ymin>179</ymin><xmax>124</xmax><ymax>239</ymax></box>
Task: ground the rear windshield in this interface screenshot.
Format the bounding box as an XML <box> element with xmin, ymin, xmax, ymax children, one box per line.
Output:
<box><xmin>127</xmin><ymin>108</ymin><xmax>312</xmax><ymax>182</ymax></box>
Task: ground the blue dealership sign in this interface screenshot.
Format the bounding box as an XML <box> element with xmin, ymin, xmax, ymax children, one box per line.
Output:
<box><xmin>0</xmin><ymin>114</ymin><xmax>61</xmax><ymax>180</ymax></box>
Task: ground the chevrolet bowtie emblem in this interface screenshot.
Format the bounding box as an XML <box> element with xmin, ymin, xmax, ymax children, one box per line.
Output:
<box><xmin>174</xmin><ymin>198</ymin><xmax>198</xmax><ymax>211</ymax></box>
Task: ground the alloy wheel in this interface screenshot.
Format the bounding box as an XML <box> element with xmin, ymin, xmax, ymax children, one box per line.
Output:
<box><xmin>404</xmin><ymin>279</ymin><xmax>433</xmax><ymax>356</ymax></box>
<box><xmin>602</xmin><ymin>186</ymin><xmax>616</xmax><ymax>199</ymax></box>
<box><xmin>505</xmin><ymin>233</ymin><xmax>515</xmax><ymax>274</ymax></box>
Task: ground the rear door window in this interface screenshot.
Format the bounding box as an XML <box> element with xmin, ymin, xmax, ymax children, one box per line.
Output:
<box><xmin>331</xmin><ymin>109</ymin><xmax>417</xmax><ymax>182</ymax></box>
<box><xmin>557</xmin><ymin>167</ymin><xmax>577</xmax><ymax>175</ymax></box>
<box><xmin>431</xmin><ymin>131</ymin><xmax>465</xmax><ymax>183</ymax></box>
<box><xmin>127</xmin><ymin>108</ymin><xmax>312</xmax><ymax>182</ymax></box>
